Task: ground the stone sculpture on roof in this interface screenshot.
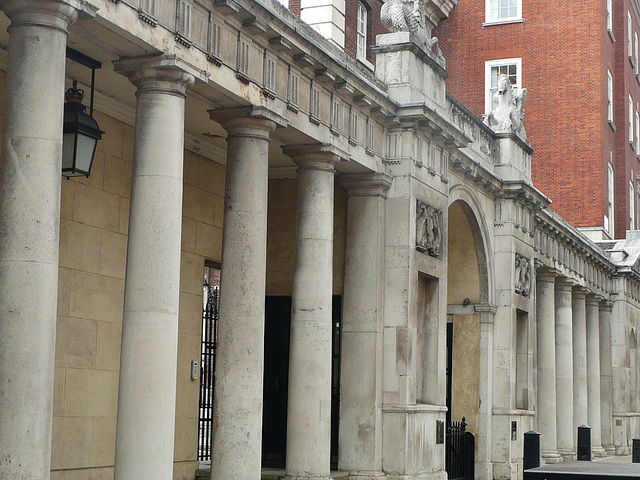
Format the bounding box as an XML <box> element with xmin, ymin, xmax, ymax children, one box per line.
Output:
<box><xmin>381</xmin><ymin>0</ymin><xmax>445</xmax><ymax>62</ymax></box>
<box><xmin>483</xmin><ymin>73</ymin><xmax>528</xmax><ymax>140</ymax></box>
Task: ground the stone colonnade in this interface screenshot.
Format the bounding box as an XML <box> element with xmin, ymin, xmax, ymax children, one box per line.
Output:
<box><xmin>535</xmin><ymin>268</ymin><xmax>612</xmax><ymax>460</ymax></box>
<box><xmin>0</xmin><ymin>2</ymin><xmax>351</xmax><ymax>479</ymax></box>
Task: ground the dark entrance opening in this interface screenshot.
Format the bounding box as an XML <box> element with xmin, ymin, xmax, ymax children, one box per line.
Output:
<box><xmin>446</xmin><ymin>320</ymin><xmax>453</xmax><ymax>426</ymax></box>
<box><xmin>262</xmin><ymin>295</ymin><xmax>342</xmax><ymax>470</ymax></box>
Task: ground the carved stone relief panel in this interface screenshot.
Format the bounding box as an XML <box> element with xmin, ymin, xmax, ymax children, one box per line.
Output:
<box><xmin>515</xmin><ymin>253</ymin><xmax>531</xmax><ymax>297</ymax></box>
<box><xmin>416</xmin><ymin>200</ymin><xmax>443</xmax><ymax>258</ymax></box>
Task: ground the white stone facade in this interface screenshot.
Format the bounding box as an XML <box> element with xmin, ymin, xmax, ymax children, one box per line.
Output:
<box><xmin>0</xmin><ymin>1</ymin><xmax>638</xmax><ymax>480</ymax></box>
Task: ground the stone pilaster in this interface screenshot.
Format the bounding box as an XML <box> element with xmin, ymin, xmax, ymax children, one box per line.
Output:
<box><xmin>555</xmin><ymin>278</ymin><xmax>574</xmax><ymax>457</ymax></box>
<box><xmin>586</xmin><ymin>295</ymin><xmax>605</xmax><ymax>457</ymax></box>
<box><xmin>208</xmin><ymin>106</ymin><xmax>282</xmax><ymax>480</ymax></box>
<box><xmin>112</xmin><ymin>56</ymin><xmax>195</xmax><ymax>480</ymax></box>
<box><xmin>572</xmin><ymin>288</ymin><xmax>588</xmax><ymax>437</ymax></box>
<box><xmin>535</xmin><ymin>269</ymin><xmax>561</xmax><ymax>462</ymax></box>
<box><xmin>476</xmin><ymin>304</ymin><xmax>497</xmax><ymax>480</ymax></box>
<box><xmin>283</xmin><ymin>144</ymin><xmax>343</xmax><ymax>480</ymax></box>
<box><xmin>339</xmin><ymin>173</ymin><xmax>392</xmax><ymax>480</ymax></box>
<box><xmin>599</xmin><ymin>301</ymin><xmax>614</xmax><ymax>454</ymax></box>
<box><xmin>0</xmin><ymin>2</ymin><xmax>79</xmax><ymax>479</ymax></box>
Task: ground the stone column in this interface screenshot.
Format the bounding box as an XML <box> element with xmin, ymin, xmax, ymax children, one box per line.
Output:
<box><xmin>555</xmin><ymin>278</ymin><xmax>574</xmax><ymax>457</ymax></box>
<box><xmin>535</xmin><ymin>269</ymin><xmax>561</xmax><ymax>462</ymax></box>
<box><xmin>586</xmin><ymin>295</ymin><xmax>605</xmax><ymax>456</ymax></box>
<box><xmin>112</xmin><ymin>57</ymin><xmax>195</xmax><ymax>479</ymax></box>
<box><xmin>338</xmin><ymin>173</ymin><xmax>391</xmax><ymax>479</ymax></box>
<box><xmin>283</xmin><ymin>144</ymin><xmax>342</xmax><ymax>480</ymax></box>
<box><xmin>0</xmin><ymin>2</ymin><xmax>79</xmax><ymax>479</ymax></box>
<box><xmin>599</xmin><ymin>301</ymin><xmax>614</xmax><ymax>454</ymax></box>
<box><xmin>572</xmin><ymin>288</ymin><xmax>588</xmax><ymax>437</ymax></box>
<box><xmin>207</xmin><ymin>107</ymin><xmax>280</xmax><ymax>480</ymax></box>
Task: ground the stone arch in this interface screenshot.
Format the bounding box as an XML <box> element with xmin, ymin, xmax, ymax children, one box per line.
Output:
<box><xmin>445</xmin><ymin>184</ymin><xmax>494</xmax><ymax>466</ymax></box>
<box><xmin>447</xmin><ymin>184</ymin><xmax>494</xmax><ymax>306</ymax></box>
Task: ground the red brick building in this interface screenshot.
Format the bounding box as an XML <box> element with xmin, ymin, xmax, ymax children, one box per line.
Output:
<box><xmin>434</xmin><ymin>0</ymin><xmax>640</xmax><ymax>240</ymax></box>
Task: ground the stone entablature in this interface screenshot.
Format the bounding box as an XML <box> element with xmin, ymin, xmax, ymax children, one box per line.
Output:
<box><xmin>534</xmin><ymin>209</ymin><xmax>615</xmax><ymax>298</ymax></box>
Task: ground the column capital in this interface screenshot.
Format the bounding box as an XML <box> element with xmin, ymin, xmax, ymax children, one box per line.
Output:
<box><xmin>282</xmin><ymin>143</ymin><xmax>348</xmax><ymax>172</ymax></box>
<box><xmin>0</xmin><ymin>0</ymin><xmax>90</xmax><ymax>32</ymax></box>
<box><xmin>599</xmin><ymin>300</ymin><xmax>614</xmax><ymax>312</ymax></box>
<box><xmin>572</xmin><ymin>286</ymin><xmax>589</xmax><ymax>298</ymax></box>
<box><xmin>555</xmin><ymin>277</ymin><xmax>576</xmax><ymax>291</ymax></box>
<box><xmin>586</xmin><ymin>294</ymin><xmax>604</xmax><ymax>307</ymax></box>
<box><xmin>340</xmin><ymin>172</ymin><xmax>393</xmax><ymax>197</ymax></box>
<box><xmin>536</xmin><ymin>266</ymin><xmax>560</xmax><ymax>283</ymax></box>
<box><xmin>113</xmin><ymin>54</ymin><xmax>200</xmax><ymax>98</ymax></box>
<box><xmin>209</xmin><ymin>105</ymin><xmax>285</xmax><ymax>139</ymax></box>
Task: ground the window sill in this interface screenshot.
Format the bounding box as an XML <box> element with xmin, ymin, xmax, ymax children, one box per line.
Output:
<box><xmin>630</xmin><ymin>56</ymin><xmax>636</xmax><ymax>69</ymax></box>
<box><xmin>609</xmin><ymin>29</ymin><xmax>616</xmax><ymax>42</ymax></box>
<box><xmin>609</xmin><ymin>120</ymin><xmax>617</xmax><ymax>131</ymax></box>
<box><xmin>631</xmin><ymin>140</ymin><xmax>637</xmax><ymax>151</ymax></box>
<box><xmin>356</xmin><ymin>54</ymin><xmax>374</xmax><ymax>71</ymax></box>
<box><xmin>483</xmin><ymin>18</ymin><xmax>524</xmax><ymax>27</ymax></box>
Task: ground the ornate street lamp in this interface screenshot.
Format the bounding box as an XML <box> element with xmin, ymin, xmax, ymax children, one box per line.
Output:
<box><xmin>62</xmin><ymin>80</ymin><xmax>104</xmax><ymax>178</ymax></box>
<box><xmin>62</xmin><ymin>48</ymin><xmax>103</xmax><ymax>178</ymax></box>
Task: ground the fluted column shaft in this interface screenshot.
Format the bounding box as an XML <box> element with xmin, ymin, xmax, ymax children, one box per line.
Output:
<box><xmin>536</xmin><ymin>270</ymin><xmax>560</xmax><ymax>461</ymax></box>
<box><xmin>599</xmin><ymin>301</ymin><xmax>614</xmax><ymax>453</ymax></box>
<box><xmin>572</xmin><ymin>288</ymin><xmax>588</xmax><ymax>435</ymax></box>
<box><xmin>113</xmin><ymin>58</ymin><xmax>195</xmax><ymax>479</ymax></box>
<box><xmin>586</xmin><ymin>295</ymin><xmax>604</xmax><ymax>455</ymax></box>
<box><xmin>0</xmin><ymin>2</ymin><xmax>78</xmax><ymax>479</ymax></box>
<box><xmin>284</xmin><ymin>145</ymin><xmax>339</xmax><ymax>480</ymax></box>
<box><xmin>208</xmin><ymin>108</ymin><xmax>276</xmax><ymax>480</ymax></box>
<box><xmin>555</xmin><ymin>279</ymin><xmax>574</xmax><ymax>455</ymax></box>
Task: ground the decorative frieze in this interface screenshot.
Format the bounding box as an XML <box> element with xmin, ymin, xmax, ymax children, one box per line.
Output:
<box><xmin>515</xmin><ymin>253</ymin><xmax>531</xmax><ymax>297</ymax></box>
<box><xmin>416</xmin><ymin>200</ymin><xmax>443</xmax><ymax>258</ymax></box>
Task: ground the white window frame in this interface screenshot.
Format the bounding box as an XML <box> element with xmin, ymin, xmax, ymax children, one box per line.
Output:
<box><xmin>607</xmin><ymin>0</ymin><xmax>613</xmax><ymax>33</ymax></box>
<box><xmin>608</xmin><ymin>160</ymin><xmax>615</xmax><ymax>235</ymax></box>
<box><xmin>630</xmin><ymin>11</ymin><xmax>634</xmax><ymax>57</ymax></box>
<box><xmin>635</xmin><ymin>31</ymin><xmax>639</xmax><ymax>73</ymax></box>
<box><xmin>630</xmin><ymin>95</ymin><xmax>634</xmax><ymax>143</ymax></box>
<box><xmin>636</xmin><ymin>104</ymin><xmax>640</xmax><ymax>151</ymax></box>
<box><xmin>631</xmin><ymin>179</ymin><xmax>636</xmax><ymax>230</ymax></box>
<box><xmin>357</xmin><ymin>2</ymin><xmax>368</xmax><ymax>60</ymax></box>
<box><xmin>484</xmin><ymin>58</ymin><xmax>522</xmax><ymax>113</ymax></box>
<box><xmin>608</xmin><ymin>69</ymin><xmax>614</xmax><ymax>123</ymax></box>
<box><xmin>485</xmin><ymin>0</ymin><xmax>522</xmax><ymax>25</ymax></box>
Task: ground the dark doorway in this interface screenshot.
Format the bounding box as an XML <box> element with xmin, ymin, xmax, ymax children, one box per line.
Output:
<box><xmin>446</xmin><ymin>320</ymin><xmax>453</xmax><ymax>426</ymax></box>
<box><xmin>261</xmin><ymin>296</ymin><xmax>291</xmax><ymax>467</ymax></box>
<box><xmin>262</xmin><ymin>295</ymin><xmax>342</xmax><ymax>470</ymax></box>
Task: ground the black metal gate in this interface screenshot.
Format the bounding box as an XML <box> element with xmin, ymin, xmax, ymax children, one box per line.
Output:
<box><xmin>446</xmin><ymin>417</ymin><xmax>475</xmax><ymax>480</ymax></box>
<box><xmin>198</xmin><ymin>283</ymin><xmax>219</xmax><ymax>461</ymax></box>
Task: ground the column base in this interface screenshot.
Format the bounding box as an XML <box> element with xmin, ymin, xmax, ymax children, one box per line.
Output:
<box><xmin>592</xmin><ymin>446</ymin><xmax>607</xmax><ymax>458</ymax></box>
<box><xmin>558</xmin><ymin>449</ymin><xmax>576</xmax><ymax>462</ymax></box>
<box><xmin>541</xmin><ymin>451</ymin><xmax>563</xmax><ymax>464</ymax></box>
<box><xmin>348</xmin><ymin>471</ymin><xmax>387</xmax><ymax>479</ymax></box>
<box><xmin>616</xmin><ymin>446</ymin><xmax>631</xmax><ymax>455</ymax></box>
<box><xmin>282</xmin><ymin>476</ymin><xmax>333</xmax><ymax>480</ymax></box>
<box><xmin>385</xmin><ymin>472</ymin><xmax>447</xmax><ymax>480</ymax></box>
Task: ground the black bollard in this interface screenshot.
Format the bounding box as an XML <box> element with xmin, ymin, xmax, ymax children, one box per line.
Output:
<box><xmin>633</xmin><ymin>437</ymin><xmax>640</xmax><ymax>463</ymax></box>
<box><xmin>524</xmin><ymin>430</ymin><xmax>541</xmax><ymax>471</ymax></box>
<box><xmin>577</xmin><ymin>425</ymin><xmax>592</xmax><ymax>461</ymax></box>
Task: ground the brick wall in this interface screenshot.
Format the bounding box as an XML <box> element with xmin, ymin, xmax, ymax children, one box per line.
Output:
<box><xmin>434</xmin><ymin>1</ymin><xmax>612</xmax><ymax>234</ymax></box>
<box><xmin>344</xmin><ymin>0</ymin><xmax>384</xmax><ymax>65</ymax></box>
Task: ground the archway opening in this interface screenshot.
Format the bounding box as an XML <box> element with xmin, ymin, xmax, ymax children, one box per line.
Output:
<box><xmin>446</xmin><ymin>199</ymin><xmax>488</xmax><ymax>438</ymax></box>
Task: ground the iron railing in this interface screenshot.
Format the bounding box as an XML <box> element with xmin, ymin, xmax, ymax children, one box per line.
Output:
<box><xmin>198</xmin><ymin>284</ymin><xmax>219</xmax><ymax>461</ymax></box>
<box><xmin>446</xmin><ymin>417</ymin><xmax>475</xmax><ymax>480</ymax></box>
